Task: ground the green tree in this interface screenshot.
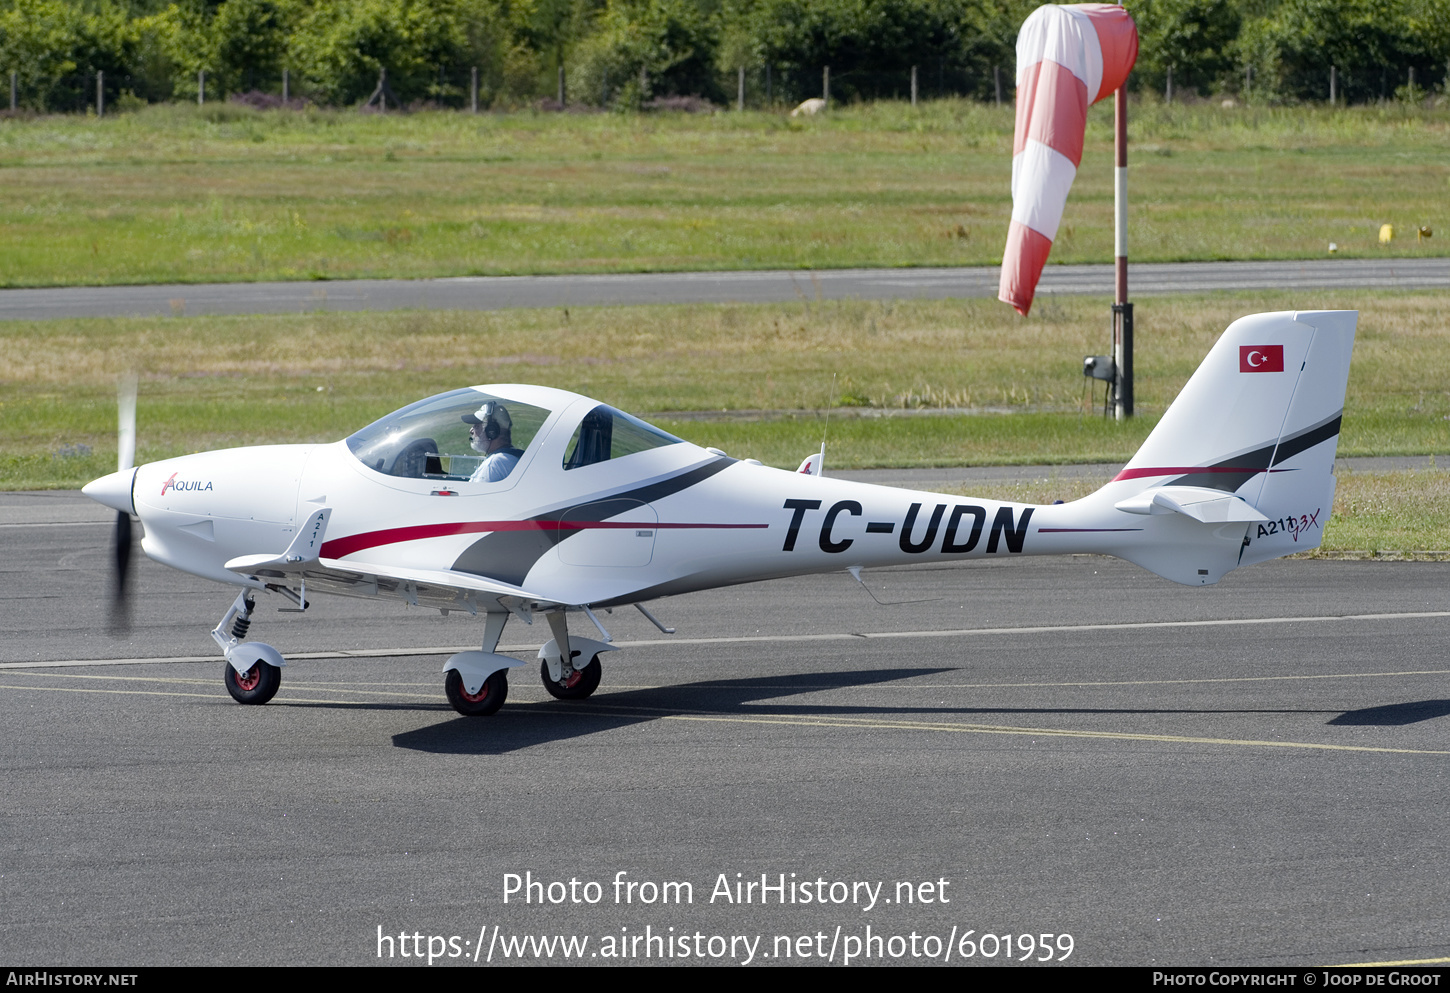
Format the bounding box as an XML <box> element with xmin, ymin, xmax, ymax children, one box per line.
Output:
<box><xmin>567</xmin><ymin>0</ymin><xmax>720</xmax><ymax>106</ymax></box>
<box><xmin>516</xmin><ymin>0</ymin><xmax>588</xmax><ymax>80</ymax></box>
<box><xmin>470</xmin><ymin>0</ymin><xmax>571</xmax><ymax>105</ymax></box>
<box><xmin>211</xmin><ymin>0</ymin><xmax>293</xmax><ymax>93</ymax></box>
<box><xmin>1238</xmin><ymin>0</ymin><xmax>1442</xmax><ymax>102</ymax></box>
<box><xmin>0</xmin><ymin>0</ymin><xmax>85</xmax><ymax>109</ymax></box>
<box><xmin>723</xmin><ymin>0</ymin><xmax>1032</xmax><ymax>104</ymax></box>
<box><xmin>289</xmin><ymin>0</ymin><xmax>474</xmax><ymax>105</ymax></box>
<box><xmin>0</xmin><ymin>0</ymin><xmax>148</xmax><ymax>110</ymax></box>
<box><xmin>1125</xmin><ymin>0</ymin><xmax>1242</xmax><ymax>97</ymax></box>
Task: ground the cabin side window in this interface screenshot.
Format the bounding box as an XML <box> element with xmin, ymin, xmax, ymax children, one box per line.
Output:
<box><xmin>562</xmin><ymin>405</ymin><xmax>682</xmax><ymax>470</ymax></box>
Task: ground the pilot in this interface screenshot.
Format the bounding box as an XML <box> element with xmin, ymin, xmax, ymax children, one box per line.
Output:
<box><xmin>462</xmin><ymin>401</ymin><xmax>524</xmax><ymax>482</ymax></box>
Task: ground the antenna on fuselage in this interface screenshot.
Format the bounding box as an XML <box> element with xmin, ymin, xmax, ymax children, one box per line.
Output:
<box><xmin>818</xmin><ymin>372</ymin><xmax>836</xmax><ymax>476</ymax></box>
<box><xmin>846</xmin><ymin>566</ymin><xmax>940</xmax><ymax>606</ymax></box>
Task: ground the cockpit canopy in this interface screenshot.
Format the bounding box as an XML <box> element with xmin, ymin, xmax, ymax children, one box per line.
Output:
<box><xmin>345</xmin><ymin>387</ymin><xmax>685</xmax><ymax>483</ymax></box>
<box><xmin>346</xmin><ymin>388</ymin><xmax>551</xmax><ymax>482</ymax></box>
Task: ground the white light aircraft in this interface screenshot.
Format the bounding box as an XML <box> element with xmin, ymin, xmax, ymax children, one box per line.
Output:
<box><xmin>83</xmin><ymin>310</ymin><xmax>1356</xmax><ymax>715</ymax></box>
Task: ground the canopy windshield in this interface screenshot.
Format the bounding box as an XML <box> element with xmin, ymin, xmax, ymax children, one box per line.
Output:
<box><xmin>346</xmin><ymin>389</ymin><xmax>552</xmax><ymax>483</ymax></box>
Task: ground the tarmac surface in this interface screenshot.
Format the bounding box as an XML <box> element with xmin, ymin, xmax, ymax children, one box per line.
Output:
<box><xmin>3</xmin><ymin>476</ymin><xmax>1449</xmax><ymax>967</ymax></box>
<box><xmin>1</xmin><ymin>258</ymin><xmax>1446</xmax><ymax>321</ymax></box>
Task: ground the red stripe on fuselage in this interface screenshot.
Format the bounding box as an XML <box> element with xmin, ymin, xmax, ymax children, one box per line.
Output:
<box><xmin>321</xmin><ymin>520</ymin><xmax>767</xmax><ymax>559</ymax></box>
<box><xmin>1112</xmin><ymin>466</ymin><xmax>1267</xmax><ymax>482</ymax></box>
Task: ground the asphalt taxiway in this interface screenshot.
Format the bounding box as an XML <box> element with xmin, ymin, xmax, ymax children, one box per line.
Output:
<box><xmin>1</xmin><ymin>258</ymin><xmax>1446</xmax><ymax>321</ymax></box>
<box><xmin>2</xmin><ymin>483</ymin><xmax>1448</xmax><ymax>967</ymax></box>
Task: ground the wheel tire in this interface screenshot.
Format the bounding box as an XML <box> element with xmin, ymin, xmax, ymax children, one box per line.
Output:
<box><xmin>541</xmin><ymin>654</ymin><xmax>602</xmax><ymax>700</ymax></box>
<box><xmin>223</xmin><ymin>659</ymin><xmax>281</xmax><ymax>705</ymax></box>
<box><xmin>445</xmin><ymin>667</ymin><xmax>508</xmax><ymax>716</ymax></box>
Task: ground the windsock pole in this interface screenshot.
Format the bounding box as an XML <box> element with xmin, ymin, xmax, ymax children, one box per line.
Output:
<box><xmin>1112</xmin><ymin>86</ymin><xmax>1133</xmax><ymax>419</ymax></box>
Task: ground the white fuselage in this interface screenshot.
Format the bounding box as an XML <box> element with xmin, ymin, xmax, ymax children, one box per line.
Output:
<box><xmin>125</xmin><ymin>431</ymin><xmax>1251</xmax><ymax>613</ymax></box>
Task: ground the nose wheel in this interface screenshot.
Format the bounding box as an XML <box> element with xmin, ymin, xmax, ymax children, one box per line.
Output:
<box><xmin>224</xmin><ymin>660</ymin><xmax>281</xmax><ymax>705</ymax></box>
<box><xmin>541</xmin><ymin>654</ymin><xmax>602</xmax><ymax>700</ymax></box>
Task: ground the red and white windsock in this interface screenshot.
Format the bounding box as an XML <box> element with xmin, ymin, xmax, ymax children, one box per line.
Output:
<box><xmin>999</xmin><ymin>3</ymin><xmax>1137</xmax><ymax>315</ymax></box>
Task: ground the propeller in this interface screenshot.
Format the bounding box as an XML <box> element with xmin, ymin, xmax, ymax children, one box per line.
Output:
<box><xmin>108</xmin><ymin>374</ymin><xmax>137</xmax><ymax>633</ymax></box>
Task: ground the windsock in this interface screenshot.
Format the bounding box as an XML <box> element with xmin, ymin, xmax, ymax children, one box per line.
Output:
<box><xmin>999</xmin><ymin>4</ymin><xmax>1137</xmax><ymax>315</ymax></box>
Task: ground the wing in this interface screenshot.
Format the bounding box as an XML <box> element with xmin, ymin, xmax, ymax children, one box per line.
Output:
<box><xmin>223</xmin><ymin>508</ymin><xmax>565</xmax><ymax>613</ymax></box>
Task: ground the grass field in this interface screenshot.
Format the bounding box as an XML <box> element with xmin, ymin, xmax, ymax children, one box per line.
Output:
<box><xmin>3</xmin><ymin>288</ymin><xmax>1446</xmax><ymax>550</ymax></box>
<box><xmin>0</xmin><ymin>100</ymin><xmax>1446</xmax><ymax>287</ymax></box>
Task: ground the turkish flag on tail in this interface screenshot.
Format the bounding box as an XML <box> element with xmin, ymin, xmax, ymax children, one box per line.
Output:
<box><xmin>999</xmin><ymin>4</ymin><xmax>1137</xmax><ymax>315</ymax></box>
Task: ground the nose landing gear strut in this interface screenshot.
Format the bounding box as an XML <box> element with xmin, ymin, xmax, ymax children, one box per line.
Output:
<box><xmin>212</xmin><ymin>589</ymin><xmax>286</xmax><ymax>705</ymax></box>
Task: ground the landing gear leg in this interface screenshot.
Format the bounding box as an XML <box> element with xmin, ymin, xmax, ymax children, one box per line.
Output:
<box><xmin>543</xmin><ymin>610</ymin><xmax>576</xmax><ymax>685</ymax></box>
<box><xmin>211</xmin><ymin>589</ymin><xmax>286</xmax><ymax>705</ymax></box>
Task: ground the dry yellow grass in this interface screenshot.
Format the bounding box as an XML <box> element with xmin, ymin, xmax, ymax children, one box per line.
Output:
<box><xmin>1320</xmin><ymin>467</ymin><xmax>1450</xmax><ymax>554</ymax></box>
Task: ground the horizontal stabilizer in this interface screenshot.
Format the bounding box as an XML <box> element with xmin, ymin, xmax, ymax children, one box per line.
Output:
<box><xmin>1114</xmin><ymin>486</ymin><xmax>1269</xmax><ymax>523</ymax></box>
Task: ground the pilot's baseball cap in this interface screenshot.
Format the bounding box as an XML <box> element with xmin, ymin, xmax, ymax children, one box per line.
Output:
<box><xmin>461</xmin><ymin>401</ymin><xmax>511</xmax><ymax>431</ymax></box>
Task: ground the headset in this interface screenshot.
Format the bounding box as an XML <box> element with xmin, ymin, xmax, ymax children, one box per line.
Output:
<box><xmin>464</xmin><ymin>401</ymin><xmax>512</xmax><ymax>443</ymax></box>
<box><xmin>479</xmin><ymin>401</ymin><xmax>501</xmax><ymax>440</ymax></box>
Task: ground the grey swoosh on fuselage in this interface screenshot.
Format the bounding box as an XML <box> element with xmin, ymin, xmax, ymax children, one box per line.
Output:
<box><xmin>450</xmin><ymin>457</ymin><xmax>736</xmax><ymax>587</ymax></box>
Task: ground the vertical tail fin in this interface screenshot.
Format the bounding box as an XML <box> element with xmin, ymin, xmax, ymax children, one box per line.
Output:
<box><xmin>1097</xmin><ymin>310</ymin><xmax>1356</xmax><ymax>582</ymax></box>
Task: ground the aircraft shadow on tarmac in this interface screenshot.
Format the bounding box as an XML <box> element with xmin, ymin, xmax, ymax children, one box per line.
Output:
<box><xmin>387</xmin><ymin>667</ymin><xmax>1370</xmax><ymax>755</ymax></box>
<box><xmin>391</xmin><ymin>667</ymin><xmax>952</xmax><ymax>755</ymax></box>
<box><xmin>1326</xmin><ymin>700</ymin><xmax>1450</xmax><ymax>726</ymax></box>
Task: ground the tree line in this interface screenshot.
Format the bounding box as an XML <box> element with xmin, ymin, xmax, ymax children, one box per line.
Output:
<box><xmin>2</xmin><ymin>0</ymin><xmax>1446</xmax><ymax>112</ymax></box>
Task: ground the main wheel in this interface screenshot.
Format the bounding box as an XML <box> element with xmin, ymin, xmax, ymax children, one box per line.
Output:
<box><xmin>540</xmin><ymin>654</ymin><xmax>602</xmax><ymax>700</ymax></box>
<box><xmin>445</xmin><ymin>667</ymin><xmax>508</xmax><ymax>716</ymax></box>
<box><xmin>224</xmin><ymin>659</ymin><xmax>281</xmax><ymax>705</ymax></box>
